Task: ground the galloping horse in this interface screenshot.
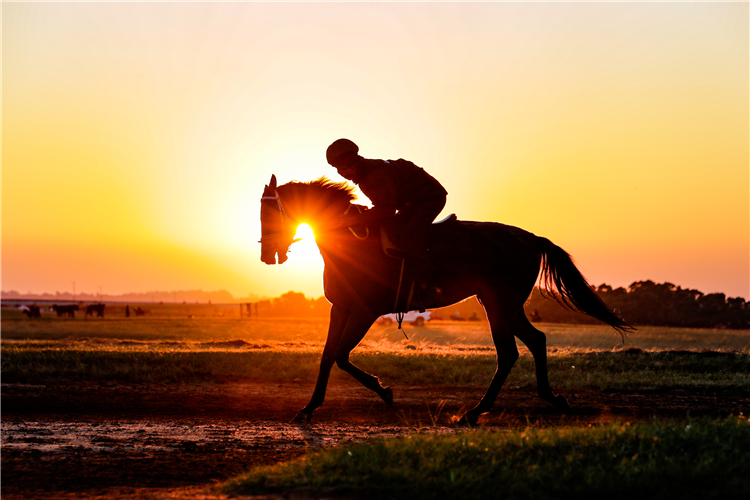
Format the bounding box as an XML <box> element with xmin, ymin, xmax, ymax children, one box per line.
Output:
<box><xmin>260</xmin><ymin>175</ymin><xmax>630</xmax><ymax>425</ymax></box>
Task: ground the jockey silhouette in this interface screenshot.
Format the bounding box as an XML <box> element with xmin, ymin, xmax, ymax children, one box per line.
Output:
<box><xmin>326</xmin><ymin>138</ymin><xmax>447</xmax><ymax>286</ymax></box>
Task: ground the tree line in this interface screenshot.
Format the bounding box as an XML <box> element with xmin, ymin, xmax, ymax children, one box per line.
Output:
<box><xmin>248</xmin><ymin>281</ymin><xmax>750</xmax><ymax>329</ymax></box>
<box><xmin>252</xmin><ymin>291</ymin><xmax>332</xmax><ymax>318</ymax></box>
<box><xmin>525</xmin><ymin>280</ymin><xmax>750</xmax><ymax>329</ymax></box>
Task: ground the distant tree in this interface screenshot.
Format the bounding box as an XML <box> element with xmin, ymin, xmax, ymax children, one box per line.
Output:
<box><xmin>250</xmin><ymin>284</ymin><xmax>749</xmax><ymax>327</ymax></box>
<box><xmin>524</xmin><ymin>281</ymin><xmax>749</xmax><ymax>329</ymax></box>
<box><xmin>253</xmin><ymin>291</ymin><xmax>331</xmax><ymax>317</ymax></box>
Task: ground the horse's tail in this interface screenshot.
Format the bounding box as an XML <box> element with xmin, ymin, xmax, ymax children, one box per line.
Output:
<box><xmin>537</xmin><ymin>237</ymin><xmax>633</xmax><ymax>337</ymax></box>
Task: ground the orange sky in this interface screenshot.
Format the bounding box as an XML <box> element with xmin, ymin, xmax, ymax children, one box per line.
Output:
<box><xmin>2</xmin><ymin>2</ymin><xmax>748</xmax><ymax>300</ymax></box>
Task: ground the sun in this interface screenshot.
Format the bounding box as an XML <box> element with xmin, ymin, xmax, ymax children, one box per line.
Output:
<box><xmin>288</xmin><ymin>223</ymin><xmax>322</xmax><ymax>264</ymax></box>
<box><xmin>294</xmin><ymin>223</ymin><xmax>316</xmax><ymax>242</ymax></box>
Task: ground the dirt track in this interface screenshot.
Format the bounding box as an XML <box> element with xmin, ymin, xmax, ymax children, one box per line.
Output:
<box><xmin>3</xmin><ymin>381</ymin><xmax>749</xmax><ymax>499</ymax></box>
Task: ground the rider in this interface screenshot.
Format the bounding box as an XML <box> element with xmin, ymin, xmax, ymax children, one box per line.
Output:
<box><xmin>326</xmin><ymin>138</ymin><xmax>447</xmax><ymax>284</ymax></box>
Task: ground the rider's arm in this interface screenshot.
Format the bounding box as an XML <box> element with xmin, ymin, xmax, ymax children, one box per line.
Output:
<box><xmin>339</xmin><ymin>205</ymin><xmax>394</xmax><ymax>228</ymax></box>
<box><xmin>338</xmin><ymin>159</ymin><xmax>398</xmax><ymax>227</ymax></box>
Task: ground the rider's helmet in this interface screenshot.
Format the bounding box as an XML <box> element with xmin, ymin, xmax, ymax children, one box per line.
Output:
<box><xmin>326</xmin><ymin>139</ymin><xmax>359</xmax><ymax>169</ymax></box>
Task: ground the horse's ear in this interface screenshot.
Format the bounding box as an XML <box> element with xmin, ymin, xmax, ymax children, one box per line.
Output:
<box><xmin>270</xmin><ymin>174</ymin><xmax>277</xmax><ymax>189</ymax></box>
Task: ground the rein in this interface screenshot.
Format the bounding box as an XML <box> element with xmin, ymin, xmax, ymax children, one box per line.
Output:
<box><xmin>343</xmin><ymin>205</ymin><xmax>370</xmax><ymax>239</ymax></box>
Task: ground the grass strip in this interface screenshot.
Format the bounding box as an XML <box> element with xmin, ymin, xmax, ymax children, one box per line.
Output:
<box><xmin>0</xmin><ymin>349</ymin><xmax>322</xmax><ymax>384</ymax></box>
<box><xmin>223</xmin><ymin>416</ymin><xmax>750</xmax><ymax>500</ymax></box>
<box><xmin>3</xmin><ymin>347</ymin><xmax>749</xmax><ymax>391</ymax></box>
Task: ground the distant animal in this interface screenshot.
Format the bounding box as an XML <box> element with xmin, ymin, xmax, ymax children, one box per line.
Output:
<box><xmin>52</xmin><ymin>304</ymin><xmax>79</xmax><ymax>318</ymax></box>
<box><xmin>260</xmin><ymin>174</ymin><xmax>631</xmax><ymax>425</ymax></box>
<box><xmin>133</xmin><ymin>307</ymin><xmax>148</xmax><ymax>317</ymax></box>
<box><xmin>21</xmin><ymin>305</ymin><xmax>41</xmax><ymax>318</ymax></box>
<box><xmin>85</xmin><ymin>303</ymin><xmax>105</xmax><ymax>318</ymax></box>
<box><xmin>530</xmin><ymin>309</ymin><xmax>542</xmax><ymax>323</ymax></box>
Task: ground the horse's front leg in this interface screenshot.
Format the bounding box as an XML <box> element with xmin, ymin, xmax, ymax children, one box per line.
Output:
<box><xmin>334</xmin><ymin>309</ymin><xmax>392</xmax><ymax>406</ymax></box>
<box><xmin>294</xmin><ymin>304</ymin><xmax>349</xmax><ymax>422</ymax></box>
<box><xmin>294</xmin><ymin>305</ymin><xmax>383</xmax><ymax>422</ymax></box>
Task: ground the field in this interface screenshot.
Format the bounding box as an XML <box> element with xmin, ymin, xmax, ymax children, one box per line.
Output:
<box><xmin>2</xmin><ymin>306</ymin><xmax>750</xmax><ymax>499</ymax></box>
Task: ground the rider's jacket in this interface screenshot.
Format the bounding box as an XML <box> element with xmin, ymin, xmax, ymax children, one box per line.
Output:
<box><xmin>352</xmin><ymin>158</ymin><xmax>447</xmax><ymax>218</ymax></box>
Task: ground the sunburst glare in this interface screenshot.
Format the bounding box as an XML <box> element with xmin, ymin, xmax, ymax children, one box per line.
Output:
<box><xmin>294</xmin><ymin>223</ymin><xmax>315</xmax><ymax>242</ymax></box>
<box><xmin>288</xmin><ymin>223</ymin><xmax>321</xmax><ymax>265</ymax></box>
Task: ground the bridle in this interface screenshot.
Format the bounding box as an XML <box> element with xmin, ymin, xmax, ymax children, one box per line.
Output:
<box><xmin>259</xmin><ymin>190</ymin><xmax>301</xmax><ymax>250</ymax></box>
<box><xmin>260</xmin><ymin>187</ymin><xmax>370</xmax><ymax>260</ymax></box>
<box><xmin>259</xmin><ymin>190</ymin><xmax>289</xmax><ymax>243</ymax></box>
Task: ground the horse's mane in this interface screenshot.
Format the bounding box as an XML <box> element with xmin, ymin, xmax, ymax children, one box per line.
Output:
<box><xmin>281</xmin><ymin>177</ymin><xmax>357</xmax><ymax>205</ymax></box>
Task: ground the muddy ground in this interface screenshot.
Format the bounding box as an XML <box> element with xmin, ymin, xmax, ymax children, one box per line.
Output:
<box><xmin>3</xmin><ymin>381</ymin><xmax>749</xmax><ymax>499</ymax></box>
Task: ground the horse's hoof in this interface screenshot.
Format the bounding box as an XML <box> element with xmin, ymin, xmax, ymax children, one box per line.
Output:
<box><xmin>380</xmin><ymin>386</ymin><xmax>393</xmax><ymax>406</ymax></box>
<box><xmin>540</xmin><ymin>392</ymin><xmax>571</xmax><ymax>412</ymax></box>
<box><xmin>553</xmin><ymin>395</ymin><xmax>571</xmax><ymax>411</ymax></box>
<box><xmin>451</xmin><ymin>413</ymin><xmax>477</xmax><ymax>427</ymax></box>
<box><xmin>292</xmin><ymin>411</ymin><xmax>313</xmax><ymax>423</ymax></box>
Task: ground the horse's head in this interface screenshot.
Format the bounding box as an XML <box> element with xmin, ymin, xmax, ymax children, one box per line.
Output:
<box><xmin>260</xmin><ymin>174</ymin><xmax>361</xmax><ymax>264</ymax></box>
<box><xmin>260</xmin><ymin>174</ymin><xmax>295</xmax><ymax>265</ymax></box>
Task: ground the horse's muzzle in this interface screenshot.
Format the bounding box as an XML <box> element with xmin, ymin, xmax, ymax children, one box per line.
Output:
<box><xmin>260</xmin><ymin>246</ymin><xmax>277</xmax><ymax>265</ymax></box>
<box><xmin>261</xmin><ymin>250</ymin><xmax>288</xmax><ymax>265</ymax></box>
<box><xmin>261</xmin><ymin>255</ymin><xmax>277</xmax><ymax>265</ymax></box>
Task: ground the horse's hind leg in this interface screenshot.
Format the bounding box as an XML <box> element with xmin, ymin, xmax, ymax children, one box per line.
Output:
<box><xmin>459</xmin><ymin>296</ymin><xmax>520</xmax><ymax>426</ymax></box>
<box><xmin>514</xmin><ymin>316</ymin><xmax>570</xmax><ymax>411</ymax></box>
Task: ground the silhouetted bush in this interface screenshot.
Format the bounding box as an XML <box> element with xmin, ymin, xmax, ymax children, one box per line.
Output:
<box><xmin>254</xmin><ymin>291</ymin><xmax>331</xmax><ymax>318</ymax></box>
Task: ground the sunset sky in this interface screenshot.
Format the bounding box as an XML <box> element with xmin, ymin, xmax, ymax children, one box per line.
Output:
<box><xmin>2</xmin><ymin>2</ymin><xmax>748</xmax><ymax>301</ymax></box>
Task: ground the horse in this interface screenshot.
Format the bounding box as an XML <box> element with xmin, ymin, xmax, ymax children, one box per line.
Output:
<box><xmin>85</xmin><ymin>303</ymin><xmax>105</xmax><ymax>318</ymax></box>
<box><xmin>52</xmin><ymin>304</ymin><xmax>79</xmax><ymax>318</ymax></box>
<box><xmin>21</xmin><ymin>305</ymin><xmax>41</xmax><ymax>318</ymax></box>
<box><xmin>260</xmin><ymin>174</ymin><xmax>630</xmax><ymax>425</ymax></box>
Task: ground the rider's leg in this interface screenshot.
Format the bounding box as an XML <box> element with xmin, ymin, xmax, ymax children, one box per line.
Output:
<box><xmin>396</xmin><ymin>196</ymin><xmax>446</xmax><ymax>283</ymax></box>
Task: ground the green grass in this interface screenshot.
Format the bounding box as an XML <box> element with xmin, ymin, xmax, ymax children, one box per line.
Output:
<box><xmin>3</xmin><ymin>313</ymin><xmax>749</xmax><ymax>351</ymax></box>
<box><xmin>0</xmin><ymin>314</ymin><xmax>331</xmax><ymax>342</ymax></box>
<box><xmin>3</xmin><ymin>342</ymin><xmax>749</xmax><ymax>391</ymax></box>
<box><xmin>5</xmin><ymin>313</ymin><xmax>748</xmax><ymax>498</ymax></box>
<box><xmin>0</xmin><ymin>342</ymin><xmax>321</xmax><ymax>384</ymax></box>
<box><xmin>223</xmin><ymin>416</ymin><xmax>750</xmax><ymax>500</ymax></box>
<box><xmin>3</xmin><ymin>315</ymin><xmax>749</xmax><ymax>389</ymax></box>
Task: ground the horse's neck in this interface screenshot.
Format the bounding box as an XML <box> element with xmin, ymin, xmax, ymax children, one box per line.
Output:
<box><xmin>281</xmin><ymin>186</ymin><xmax>349</xmax><ymax>228</ymax></box>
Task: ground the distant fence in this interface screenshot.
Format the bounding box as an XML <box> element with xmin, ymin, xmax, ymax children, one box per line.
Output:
<box><xmin>240</xmin><ymin>302</ymin><xmax>259</xmax><ymax>317</ymax></box>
